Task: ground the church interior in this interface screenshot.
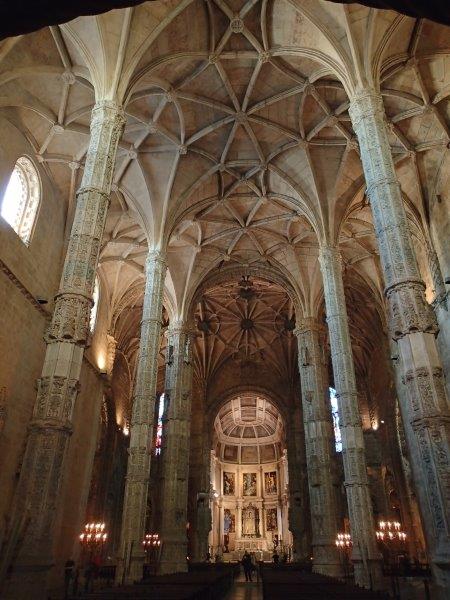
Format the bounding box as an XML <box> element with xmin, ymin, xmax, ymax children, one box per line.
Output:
<box><xmin>0</xmin><ymin>1</ymin><xmax>449</xmax><ymax>599</ymax></box>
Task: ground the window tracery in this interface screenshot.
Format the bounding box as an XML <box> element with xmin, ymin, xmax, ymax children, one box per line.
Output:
<box><xmin>1</xmin><ymin>156</ymin><xmax>40</xmax><ymax>245</ymax></box>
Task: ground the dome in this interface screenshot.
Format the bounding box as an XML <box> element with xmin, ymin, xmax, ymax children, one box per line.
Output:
<box><xmin>214</xmin><ymin>394</ymin><xmax>284</xmax><ymax>464</ymax></box>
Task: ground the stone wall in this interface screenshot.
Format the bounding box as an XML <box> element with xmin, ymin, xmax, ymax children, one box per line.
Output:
<box><xmin>0</xmin><ymin>116</ymin><xmax>108</xmax><ymax>588</ymax></box>
<box><xmin>0</xmin><ymin>117</ymin><xmax>65</xmax><ymax>547</ymax></box>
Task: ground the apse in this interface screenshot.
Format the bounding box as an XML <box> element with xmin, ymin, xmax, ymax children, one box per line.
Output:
<box><xmin>209</xmin><ymin>393</ymin><xmax>291</xmax><ymax>560</ymax></box>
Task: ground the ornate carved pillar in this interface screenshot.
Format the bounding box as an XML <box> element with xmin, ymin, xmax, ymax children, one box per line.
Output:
<box><xmin>294</xmin><ymin>318</ymin><xmax>342</xmax><ymax>577</ymax></box>
<box><xmin>427</xmin><ymin>243</ymin><xmax>450</xmax><ymax>401</ymax></box>
<box><xmin>118</xmin><ymin>249</ymin><xmax>166</xmax><ymax>583</ymax></box>
<box><xmin>349</xmin><ymin>89</ymin><xmax>450</xmax><ymax>592</ymax></box>
<box><xmin>286</xmin><ymin>406</ymin><xmax>310</xmax><ymax>561</ymax></box>
<box><xmin>5</xmin><ymin>101</ymin><xmax>124</xmax><ymax>597</ymax></box>
<box><xmin>319</xmin><ymin>245</ymin><xmax>382</xmax><ymax>589</ymax></box>
<box><xmin>188</xmin><ymin>378</ymin><xmax>212</xmax><ymax>562</ymax></box>
<box><xmin>159</xmin><ymin>323</ymin><xmax>195</xmax><ymax>574</ymax></box>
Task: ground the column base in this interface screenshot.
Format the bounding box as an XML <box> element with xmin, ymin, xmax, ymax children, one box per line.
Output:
<box><xmin>115</xmin><ymin>549</ymin><xmax>145</xmax><ymax>584</ymax></box>
<box><xmin>353</xmin><ymin>558</ymin><xmax>383</xmax><ymax>590</ymax></box>
<box><xmin>159</xmin><ymin>539</ymin><xmax>188</xmax><ymax>574</ymax></box>
<box><xmin>312</xmin><ymin>544</ymin><xmax>342</xmax><ymax>578</ymax></box>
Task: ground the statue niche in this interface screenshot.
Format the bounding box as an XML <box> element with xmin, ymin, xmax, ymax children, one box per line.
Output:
<box><xmin>242</xmin><ymin>503</ymin><xmax>260</xmax><ymax>537</ymax></box>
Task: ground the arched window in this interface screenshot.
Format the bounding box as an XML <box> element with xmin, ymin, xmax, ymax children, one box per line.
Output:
<box><xmin>155</xmin><ymin>393</ymin><xmax>165</xmax><ymax>455</ymax></box>
<box><xmin>89</xmin><ymin>277</ymin><xmax>100</xmax><ymax>332</ymax></box>
<box><xmin>1</xmin><ymin>156</ymin><xmax>40</xmax><ymax>245</ymax></box>
<box><xmin>329</xmin><ymin>387</ymin><xmax>342</xmax><ymax>452</ymax></box>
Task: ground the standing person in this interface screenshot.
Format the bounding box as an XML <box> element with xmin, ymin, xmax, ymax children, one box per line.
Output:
<box><xmin>242</xmin><ymin>552</ymin><xmax>252</xmax><ymax>582</ymax></box>
<box><xmin>64</xmin><ymin>559</ymin><xmax>75</xmax><ymax>599</ymax></box>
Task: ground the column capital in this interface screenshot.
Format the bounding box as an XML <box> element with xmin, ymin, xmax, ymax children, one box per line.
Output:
<box><xmin>146</xmin><ymin>248</ymin><xmax>167</xmax><ymax>269</ymax></box>
<box><xmin>91</xmin><ymin>98</ymin><xmax>126</xmax><ymax>124</ymax></box>
<box><xmin>348</xmin><ymin>88</ymin><xmax>384</xmax><ymax>124</ymax></box>
<box><xmin>293</xmin><ymin>316</ymin><xmax>321</xmax><ymax>337</ymax></box>
<box><xmin>318</xmin><ymin>244</ymin><xmax>341</xmax><ymax>263</ymax></box>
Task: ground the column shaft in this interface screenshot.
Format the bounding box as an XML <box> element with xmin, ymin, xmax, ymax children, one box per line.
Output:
<box><xmin>159</xmin><ymin>323</ymin><xmax>194</xmax><ymax>573</ymax></box>
<box><xmin>7</xmin><ymin>101</ymin><xmax>124</xmax><ymax>597</ymax></box>
<box><xmin>118</xmin><ymin>250</ymin><xmax>166</xmax><ymax>583</ymax></box>
<box><xmin>319</xmin><ymin>246</ymin><xmax>382</xmax><ymax>589</ymax></box>
<box><xmin>188</xmin><ymin>381</ymin><xmax>212</xmax><ymax>562</ymax></box>
<box><xmin>349</xmin><ymin>90</ymin><xmax>450</xmax><ymax>590</ymax></box>
<box><xmin>286</xmin><ymin>407</ymin><xmax>310</xmax><ymax>560</ymax></box>
<box><xmin>295</xmin><ymin>318</ymin><xmax>341</xmax><ymax>577</ymax></box>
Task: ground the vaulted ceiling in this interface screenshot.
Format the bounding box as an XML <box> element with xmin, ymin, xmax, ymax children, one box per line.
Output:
<box><xmin>0</xmin><ymin>0</ymin><xmax>448</xmax><ymax>402</ymax></box>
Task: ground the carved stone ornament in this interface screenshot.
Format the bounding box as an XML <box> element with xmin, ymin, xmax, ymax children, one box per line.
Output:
<box><xmin>386</xmin><ymin>280</ymin><xmax>438</xmax><ymax>340</ymax></box>
<box><xmin>119</xmin><ymin>249</ymin><xmax>167</xmax><ymax>583</ymax></box>
<box><xmin>295</xmin><ymin>317</ymin><xmax>342</xmax><ymax>577</ymax></box>
<box><xmin>13</xmin><ymin>100</ymin><xmax>125</xmax><ymax>566</ymax></box>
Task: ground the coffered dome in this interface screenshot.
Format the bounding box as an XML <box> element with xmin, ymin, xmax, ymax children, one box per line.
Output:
<box><xmin>214</xmin><ymin>393</ymin><xmax>285</xmax><ymax>464</ymax></box>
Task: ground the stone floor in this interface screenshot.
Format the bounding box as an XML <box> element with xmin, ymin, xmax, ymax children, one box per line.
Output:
<box><xmin>224</xmin><ymin>571</ymin><xmax>263</xmax><ymax>600</ymax></box>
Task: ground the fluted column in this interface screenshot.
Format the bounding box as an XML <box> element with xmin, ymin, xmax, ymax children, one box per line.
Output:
<box><xmin>159</xmin><ymin>322</ymin><xmax>195</xmax><ymax>574</ymax></box>
<box><xmin>118</xmin><ymin>249</ymin><xmax>166</xmax><ymax>583</ymax></box>
<box><xmin>294</xmin><ymin>318</ymin><xmax>341</xmax><ymax>577</ymax></box>
<box><xmin>349</xmin><ymin>89</ymin><xmax>450</xmax><ymax>592</ymax></box>
<box><xmin>5</xmin><ymin>101</ymin><xmax>124</xmax><ymax>598</ymax></box>
<box><xmin>319</xmin><ymin>246</ymin><xmax>382</xmax><ymax>589</ymax></box>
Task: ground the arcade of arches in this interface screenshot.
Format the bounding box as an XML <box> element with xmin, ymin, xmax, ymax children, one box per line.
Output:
<box><xmin>0</xmin><ymin>2</ymin><xmax>448</xmax><ymax>599</ymax></box>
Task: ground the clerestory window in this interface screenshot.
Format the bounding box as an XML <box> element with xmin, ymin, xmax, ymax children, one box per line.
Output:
<box><xmin>90</xmin><ymin>277</ymin><xmax>100</xmax><ymax>333</ymax></box>
<box><xmin>155</xmin><ymin>393</ymin><xmax>165</xmax><ymax>455</ymax></box>
<box><xmin>329</xmin><ymin>386</ymin><xmax>342</xmax><ymax>452</ymax></box>
<box><xmin>1</xmin><ymin>156</ymin><xmax>40</xmax><ymax>245</ymax></box>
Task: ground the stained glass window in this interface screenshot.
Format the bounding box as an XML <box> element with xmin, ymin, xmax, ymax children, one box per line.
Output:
<box><xmin>155</xmin><ymin>393</ymin><xmax>165</xmax><ymax>455</ymax></box>
<box><xmin>329</xmin><ymin>387</ymin><xmax>342</xmax><ymax>452</ymax></box>
<box><xmin>1</xmin><ymin>156</ymin><xmax>40</xmax><ymax>245</ymax></box>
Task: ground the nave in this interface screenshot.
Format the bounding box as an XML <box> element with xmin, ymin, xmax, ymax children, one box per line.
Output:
<box><xmin>0</xmin><ymin>1</ymin><xmax>449</xmax><ymax>600</ymax></box>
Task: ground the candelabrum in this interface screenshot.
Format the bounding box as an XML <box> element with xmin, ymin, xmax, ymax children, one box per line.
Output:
<box><xmin>142</xmin><ymin>533</ymin><xmax>162</xmax><ymax>577</ymax></box>
<box><xmin>79</xmin><ymin>522</ymin><xmax>108</xmax><ymax>547</ymax></box>
<box><xmin>143</xmin><ymin>533</ymin><xmax>161</xmax><ymax>551</ymax></box>
<box><xmin>335</xmin><ymin>532</ymin><xmax>352</xmax><ymax>580</ymax></box>
<box><xmin>335</xmin><ymin>532</ymin><xmax>352</xmax><ymax>549</ymax></box>
<box><xmin>79</xmin><ymin>522</ymin><xmax>108</xmax><ymax>563</ymax></box>
<box><xmin>376</xmin><ymin>520</ymin><xmax>407</xmax><ymax>572</ymax></box>
<box><xmin>375</xmin><ymin>521</ymin><xmax>407</xmax><ymax>543</ymax></box>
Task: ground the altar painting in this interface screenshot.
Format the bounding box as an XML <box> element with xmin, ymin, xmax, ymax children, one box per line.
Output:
<box><xmin>243</xmin><ymin>472</ymin><xmax>257</xmax><ymax>496</ymax></box>
<box><xmin>266</xmin><ymin>508</ymin><xmax>277</xmax><ymax>531</ymax></box>
<box><xmin>224</xmin><ymin>508</ymin><xmax>235</xmax><ymax>533</ymax></box>
<box><xmin>264</xmin><ymin>471</ymin><xmax>277</xmax><ymax>494</ymax></box>
<box><xmin>223</xmin><ymin>471</ymin><xmax>235</xmax><ymax>495</ymax></box>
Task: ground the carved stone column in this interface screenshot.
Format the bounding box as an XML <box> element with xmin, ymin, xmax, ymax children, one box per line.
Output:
<box><xmin>159</xmin><ymin>323</ymin><xmax>195</xmax><ymax>574</ymax></box>
<box><xmin>428</xmin><ymin>243</ymin><xmax>450</xmax><ymax>401</ymax></box>
<box><xmin>188</xmin><ymin>378</ymin><xmax>212</xmax><ymax>562</ymax></box>
<box><xmin>349</xmin><ymin>89</ymin><xmax>450</xmax><ymax>592</ymax></box>
<box><xmin>4</xmin><ymin>101</ymin><xmax>124</xmax><ymax>598</ymax></box>
<box><xmin>294</xmin><ymin>318</ymin><xmax>342</xmax><ymax>577</ymax></box>
<box><xmin>319</xmin><ymin>245</ymin><xmax>382</xmax><ymax>589</ymax></box>
<box><xmin>118</xmin><ymin>250</ymin><xmax>166</xmax><ymax>583</ymax></box>
<box><xmin>286</xmin><ymin>405</ymin><xmax>310</xmax><ymax>560</ymax></box>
